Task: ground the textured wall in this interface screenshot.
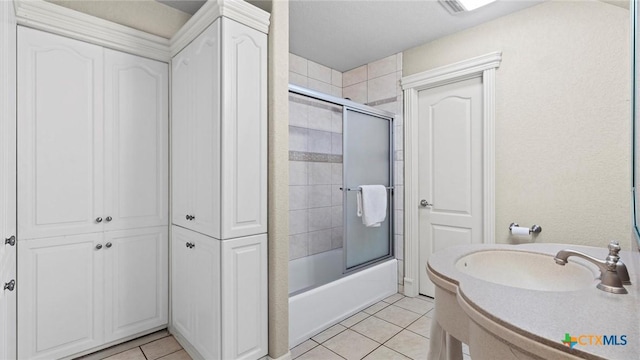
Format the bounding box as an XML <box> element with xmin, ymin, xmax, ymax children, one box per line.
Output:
<box><xmin>403</xmin><ymin>0</ymin><xmax>631</xmax><ymax>250</ymax></box>
<box><xmin>267</xmin><ymin>0</ymin><xmax>290</xmax><ymax>358</ymax></box>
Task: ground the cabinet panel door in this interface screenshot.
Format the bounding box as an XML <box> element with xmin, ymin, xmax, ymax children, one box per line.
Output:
<box><xmin>170</xmin><ymin>226</ymin><xmax>193</xmax><ymax>341</ymax></box>
<box><xmin>17</xmin><ymin>26</ymin><xmax>104</xmax><ymax>239</ymax></box>
<box><xmin>171</xmin><ymin>226</ymin><xmax>221</xmax><ymax>360</ymax></box>
<box><xmin>104</xmin><ymin>49</ymin><xmax>168</xmax><ymax>231</ymax></box>
<box><xmin>18</xmin><ymin>234</ymin><xmax>104</xmax><ymax>360</ymax></box>
<box><xmin>221</xmin><ymin>19</ymin><xmax>267</xmax><ymax>239</ymax></box>
<box><xmin>171</xmin><ymin>47</ymin><xmax>193</xmax><ymax>230</ymax></box>
<box><xmin>191</xmin><ymin>233</ymin><xmax>221</xmax><ymax>360</ymax></box>
<box><xmin>190</xmin><ymin>21</ymin><xmax>221</xmax><ymax>238</ymax></box>
<box><xmin>104</xmin><ymin>227</ymin><xmax>168</xmax><ymax>342</ymax></box>
<box><xmin>0</xmin><ymin>3</ymin><xmax>17</xmax><ymax>358</ymax></box>
<box><xmin>0</xmin><ymin>253</ymin><xmax>16</xmax><ymax>360</ymax></box>
<box><xmin>221</xmin><ymin>234</ymin><xmax>267</xmax><ymax>360</ymax></box>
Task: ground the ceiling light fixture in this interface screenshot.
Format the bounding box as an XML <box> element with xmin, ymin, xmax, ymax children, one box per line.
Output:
<box><xmin>439</xmin><ymin>0</ymin><xmax>497</xmax><ymax>13</ymax></box>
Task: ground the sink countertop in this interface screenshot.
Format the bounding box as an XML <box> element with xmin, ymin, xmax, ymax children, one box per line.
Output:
<box><xmin>427</xmin><ymin>243</ymin><xmax>640</xmax><ymax>360</ymax></box>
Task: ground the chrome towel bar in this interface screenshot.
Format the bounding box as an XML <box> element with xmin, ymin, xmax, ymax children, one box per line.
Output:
<box><xmin>339</xmin><ymin>186</ymin><xmax>394</xmax><ymax>192</ymax></box>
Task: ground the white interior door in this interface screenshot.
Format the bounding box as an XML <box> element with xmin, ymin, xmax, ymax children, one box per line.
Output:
<box><xmin>418</xmin><ymin>77</ymin><xmax>484</xmax><ymax>297</ymax></box>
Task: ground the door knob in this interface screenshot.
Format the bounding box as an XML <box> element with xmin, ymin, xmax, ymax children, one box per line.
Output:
<box><xmin>420</xmin><ymin>199</ymin><xmax>432</xmax><ymax>207</ymax></box>
<box><xmin>5</xmin><ymin>235</ymin><xmax>15</xmax><ymax>246</ymax></box>
<box><xmin>105</xmin><ymin>216</ymin><xmax>112</xmax><ymax>222</ymax></box>
<box><xmin>95</xmin><ymin>244</ymin><xmax>103</xmax><ymax>250</ymax></box>
<box><xmin>96</xmin><ymin>217</ymin><xmax>103</xmax><ymax>223</ymax></box>
<box><xmin>4</xmin><ymin>280</ymin><xmax>15</xmax><ymax>291</ymax></box>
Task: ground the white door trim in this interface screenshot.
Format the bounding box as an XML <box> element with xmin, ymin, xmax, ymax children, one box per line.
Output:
<box><xmin>400</xmin><ymin>52</ymin><xmax>501</xmax><ymax>297</ymax></box>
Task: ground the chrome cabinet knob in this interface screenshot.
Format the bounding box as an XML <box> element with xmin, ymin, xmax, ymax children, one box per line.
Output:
<box><xmin>105</xmin><ymin>216</ymin><xmax>112</xmax><ymax>222</ymax></box>
<box><xmin>4</xmin><ymin>280</ymin><xmax>15</xmax><ymax>292</ymax></box>
<box><xmin>105</xmin><ymin>242</ymin><xmax>112</xmax><ymax>248</ymax></box>
<box><xmin>96</xmin><ymin>244</ymin><xmax>103</xmax><ymax>250</ymax></box>
<box><xmin>96</xmin><ymin>217</ymin><xmax>103</xmax><ymax>223</ymax></box>
<box><xmin>185</xmin><ymin>242</ymin><xmax>191</xmax><ymax>248</ymax></box>
<box><xmin>185</xmin><ymin>215</ymin><xmax>196</xmax><ymax>221</ymax></box>
<box><xmin>420</xmin><ymin>199</ymin><xmax>432</xmax><ymax>207</ymax></box>
<box><xmin>5</xmin><ymin>235</ymin><xmax>15</xmax><ymax>246</ymax></box>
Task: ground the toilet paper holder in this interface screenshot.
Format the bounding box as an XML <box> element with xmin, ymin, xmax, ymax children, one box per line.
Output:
<box><xmin>509</xmin><ymin>223</ymin><xmax>542</xmax><ymax>234</ymax></box>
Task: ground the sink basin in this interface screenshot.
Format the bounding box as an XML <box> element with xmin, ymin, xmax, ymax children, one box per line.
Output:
<box><xmin>455</xmin><ymin>250</ymin><xmax>598</xmax><ymax>291</ymax></box>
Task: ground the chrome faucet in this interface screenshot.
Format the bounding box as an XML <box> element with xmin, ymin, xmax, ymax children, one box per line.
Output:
<box><xmin>554</xmin><ymin>241</ymin><xmax>629</xmax><ymax>294</ymax></box>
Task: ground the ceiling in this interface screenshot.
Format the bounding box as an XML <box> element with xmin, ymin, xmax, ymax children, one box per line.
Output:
<box><xmin>288</xmin><ymin>0</ymin><xmax>545</xmax><ymax>71</ymax></box>
<box><xmin>157</xmin><ymin>0</ymin><xmax>545</xmax><ymax>72</ymax></box>
<box><xmin>49</xmin><ymin>1</ymin><xmax>630</xmax><ymax>73</ymax></box>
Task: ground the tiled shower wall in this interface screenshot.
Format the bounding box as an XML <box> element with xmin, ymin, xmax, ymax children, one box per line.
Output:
<box><xmin>288</xmin><ymin>53</ymin><xmax>405</xmax><ymax>291</ymax></box>
<box><xmin>289</xmin><ymin>56</ymin><xmax>344</xmax><ymax>260</ymax></box>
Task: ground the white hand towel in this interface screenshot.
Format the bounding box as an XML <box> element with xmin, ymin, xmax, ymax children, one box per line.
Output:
<box><xmin>358</xmin><ymin>185</ymin><xmax>387</xmax><ymax>227</ymax></box>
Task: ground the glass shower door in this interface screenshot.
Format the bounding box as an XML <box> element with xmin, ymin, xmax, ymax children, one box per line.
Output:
<box><xmin>343</xmin><ymin>109</ymin><xmax>393</xmax><ymax>271</ymax></box>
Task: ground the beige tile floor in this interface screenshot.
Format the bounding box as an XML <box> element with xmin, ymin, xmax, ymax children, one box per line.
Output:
<box><xmin>82</xmin><ymin>293</ymin><xmax>470</xmax><ymax>360</ymax></box>
<box><xmin>291</xmin><ymin>293</ymin><xmax>472</xmax><ymax>360</ymax></box>
<box><xmin>76</xmin><ymin>330</ymin><xmax>191</xmax><ymax>360</ymax></box>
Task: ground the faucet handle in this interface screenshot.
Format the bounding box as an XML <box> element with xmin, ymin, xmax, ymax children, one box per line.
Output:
<box><xmin>608</xmin><ymin>241</ymin><xmax>621</xmax><ymax>254</ymax></box>
<box><xmin>605</xmin><ymin>241</ymin><xmax>622</xmax><ymax>272</ymax></box>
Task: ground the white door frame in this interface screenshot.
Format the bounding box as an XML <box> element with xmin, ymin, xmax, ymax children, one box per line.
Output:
<box><xmin>400</xmin><ymin>52</ymin><xmax>501</xmax><ymax>297</ymax></box>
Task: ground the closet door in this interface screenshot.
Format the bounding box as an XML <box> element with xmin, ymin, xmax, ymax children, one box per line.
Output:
<box><xmin>220</xmin><ymin>19</ymin><xmax>267</xmax><ymax>239</ymax></box>
<box><xmin>104</xmin><ymin>49</ymin><xmax>168</xmax><ymax>231</ymax></box>
<box><xmin>17</xmin><ymin>26</ymin><xmax>104</xmax><ymax>239</ymax></box>
<box><xmin>104</xmin><ymin>226</ymin><xmax>168</xmax><ymax>342</ymax></box>
<box><xmin>18</xmin><ymin>234</ymin><xmax>104</xmax><ymax>360</ymax></box>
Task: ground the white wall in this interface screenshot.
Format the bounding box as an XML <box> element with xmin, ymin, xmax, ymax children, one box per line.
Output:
<box><xmin>403</xmin><ymin>0</ymin><xmax>631</xmax><ymax>249</ymax></box>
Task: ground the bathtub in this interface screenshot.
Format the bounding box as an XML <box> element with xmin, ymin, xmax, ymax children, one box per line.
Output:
<box><xmin>288</xmin><ymin>250</ymin><xmax>397</xmax><ymax>347</ymax></box>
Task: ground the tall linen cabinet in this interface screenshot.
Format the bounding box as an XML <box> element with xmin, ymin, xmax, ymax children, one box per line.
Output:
<box><xmin>16</xmin><ymin>26</ymin><xmax>169</xmax><ymax>360</ymax></box>
<box><xmin>169</xmin><ymin>14</ymin><xmax>268</xmax><ymax>360</ymax></box>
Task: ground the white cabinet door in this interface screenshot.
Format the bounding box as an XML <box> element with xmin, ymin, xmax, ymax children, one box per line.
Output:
<box><xmin>104</xmin><ymin>227</ymin><xmax>168</xmax><ymax>342</ymax></box>
<box><xmin>17</xmin><ymin>26</ymin><xmax>104</xmax><ymax>239</ymax></box>
<box><xmin>0</xmin><ymin>1</ymin><xmax>17</xmax><ymax>358</ymax></box>
<box><xmin>171</xmin><ymin>47</ymin><xmax>193</xmax><ymax>231</ymax></box>
<box><xmin>220</xmin><ymin>19</ymin><xmax>267</xmax><ymax>239</ymax></box>
<box><xmin>18</xmin><ymin>234</ymin><xmax>104</xmax><ymax>360</ymax></box>
<box><xmin>172</xmin><ymin>21</ymin><xmax>222</xmax><ymax>238</ymax></box>
<box><xmin>104</xmin><ymin>49</ymin><xmax>168</xmax><ymax>231</ymax></box>
<box><xmin>0</xmin><ymin>253</ymin><xmax>16</xmax><ymax>360</ymax></box>
<box><xmin>170</xmin><ymin>226</ymin><xmax>193</xmax><ymax>340</ymax></box>
<box><xmin>171</xmin><ymin>226</ymin><xmax>221</xmax><ymax>360</ymax></box>
<box><xmin>221</xmin><ymin>234</ymin><xmax>267</xmax><ymax>360</ymax></box>
<box><xmin>190</xmin><ymin>21</ymin><xmax>222</xmax><ymax>239</ymax></box>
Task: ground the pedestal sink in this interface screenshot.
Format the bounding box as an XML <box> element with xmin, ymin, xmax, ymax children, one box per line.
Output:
<box><xmin>455</xmin><ymin>250</ymin><xmax>598</xmax><ymax>291</ymax></box>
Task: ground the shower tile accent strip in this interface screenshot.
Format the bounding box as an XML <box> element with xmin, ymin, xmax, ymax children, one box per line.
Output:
<box><xmin>289</xmin><ymin>151</ymin><xmax>342</xmax><ymax>163</ymax></box>
<box><xmin>365</xmin><ymin>96</ymin><xmax>398</xmax><ymax>107</ymax></box>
